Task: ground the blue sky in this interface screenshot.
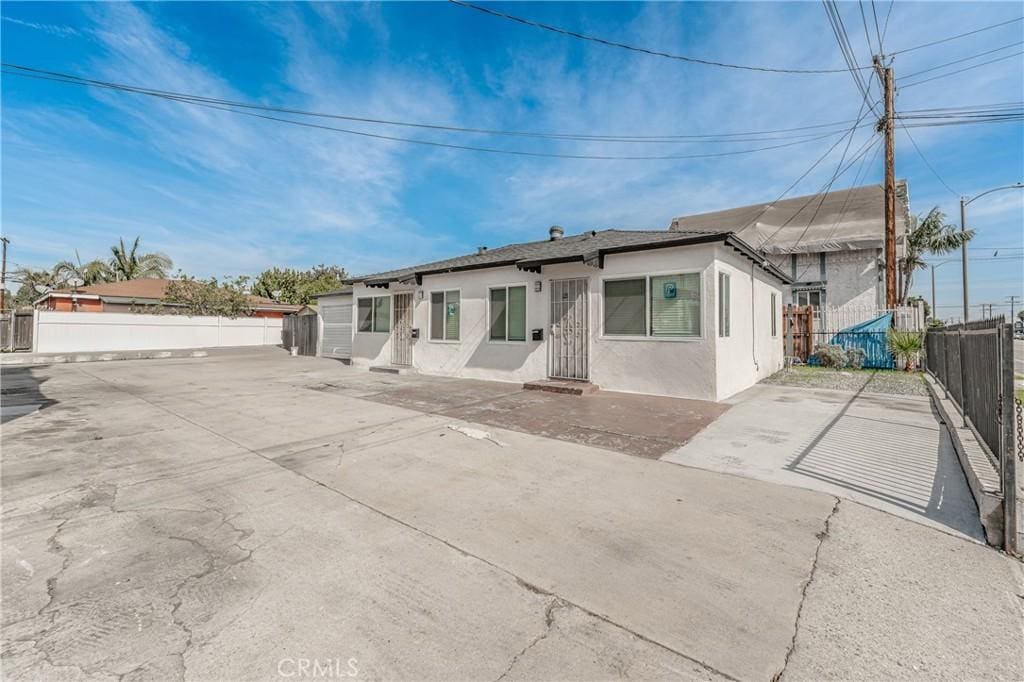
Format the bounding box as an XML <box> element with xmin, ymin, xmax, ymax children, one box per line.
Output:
<box><xmin>2</xmin><ymin>1</ymin><xmax>1021</xmax><ymax>319</ymax></box>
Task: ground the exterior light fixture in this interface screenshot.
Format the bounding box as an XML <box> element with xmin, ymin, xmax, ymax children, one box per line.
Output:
<box><xmin>534</xmin><ymin>281</ymin><xmax>543</xmax><ymax>293</ymax></box>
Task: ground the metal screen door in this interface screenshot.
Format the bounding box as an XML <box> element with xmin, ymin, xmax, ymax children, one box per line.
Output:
<box><xmin>391</xmin><ymin>293</ymin><xmax>414</xmax><ymax>366</ymax></box>
<box><xmin>549</xmin><ymin>278</ymin><xmax>589</xmax><ymax>380</ymax></box>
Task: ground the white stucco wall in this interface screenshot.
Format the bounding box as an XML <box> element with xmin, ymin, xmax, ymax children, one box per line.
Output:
<box><xmin>33</xmin><ymin>311</ymin><xmax>282</xmax><ymax>353</ymax></box>
<box><xmin>713</xmin><ymin>248</ymin><xmax>785</xmax><ymax>400</ymax></box>
<box><xmin>824</xmin><ymin>249</ymin><xmax>881</xmax><ymax>308</ymax></box>
<box><xmin>351</xmin><ymin>242</ymin><xmax>787</xmax><ymax>401</ymax></box>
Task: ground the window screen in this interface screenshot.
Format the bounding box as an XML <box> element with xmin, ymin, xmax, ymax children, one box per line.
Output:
<box><xmin>651</xmin><ymin>273</ymin><xmax>700</xmax><ymax>337</ymax></box>
<box><xmin>430</xmin><ymin>292</ymin><xmax>445</xmax><ymax>340</ymax></box>
<box><xmin>357</xmin><ymin>298</ymin><xmax>372</xmax><ymax>332</ymax></box>
<box><xmin>604</xmin><ymin>279</ymin><xmax>646</xmax><ymax>335</ymax></box>
<box><xmin>718</xmin><ymin>272</ymin><xmax>730</xmax><ymax>338</ymax></box>
<box><xmin>372</xmin><ymin>296</ymin><xmax>390</xmax><ymax>333</ymax></box>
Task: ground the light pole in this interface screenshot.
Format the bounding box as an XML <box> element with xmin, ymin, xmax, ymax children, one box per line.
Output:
<box><xmin>929</xmin><ymin>258</ymin><xmax>958</xmax><ymax>322</ymax></box>
<box><xmin>960</xmin><ymin>182</ymin><xmax>1024</xmax><ymax>321</ymax></box>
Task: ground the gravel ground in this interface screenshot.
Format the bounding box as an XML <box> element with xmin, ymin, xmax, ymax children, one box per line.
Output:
<box><xmin>763</xmin><ymin>366</ymin><xmax>929</xmax><ymax>396</ymax></box>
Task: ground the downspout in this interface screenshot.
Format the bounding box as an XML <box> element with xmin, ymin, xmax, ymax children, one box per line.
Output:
<box><xmin>750</xmin><ymin>262</ymin><xmax>759</xmax><ymax>373</ymax></box>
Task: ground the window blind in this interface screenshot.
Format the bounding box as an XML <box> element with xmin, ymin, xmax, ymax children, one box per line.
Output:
<box><xmin>604</xmin><ymin>279</ymin><xmax>646</xmax><ymax>335</ymax></box>
<box><xmin>373</xmin><ymin>296</ymin><xmax>390</xmax><ymax>333</ymax></box>
<box><xmin>507</xmin><ymin>286</ymin><xmax>526</xmax><ymax>341</ymax></box>
<box><xmin>444</xmin><ymin>291</ymin><xmax>459</xmax><ymax>340</ymax></box>
<box><xmin>718</xmin><ymin>273</ymin><xmax>730</xmax><ymax>338</ymax></box>
<box><xmin>357</xmin><ymin>298</ymin><xmax>372</xmax><ymax>332</ymax></box>
<box><xmin>651</xmin><ymin>273</ymin><xmax>700</xmax><ymax>337</ymax></box>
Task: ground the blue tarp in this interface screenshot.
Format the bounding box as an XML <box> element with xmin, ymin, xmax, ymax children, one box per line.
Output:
<box><xmin>810</xmin><ymin>312</ymin><xmax>895</xmax><ymax>369</ymax></box>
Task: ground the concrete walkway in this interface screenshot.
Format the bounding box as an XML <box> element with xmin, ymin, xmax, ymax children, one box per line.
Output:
<box><xmin>662</xmin><ymin>383</ymin><xmax>985</xmax><ymax>541</ymax></box>
<box><xmin>3</xmin><ymin>349</ymin><xmax>1021</xmax><ymax>680</ymax></box>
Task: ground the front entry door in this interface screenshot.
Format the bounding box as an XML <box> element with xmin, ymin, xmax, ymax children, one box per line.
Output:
<box><xmin>549</xmin><ymin>278</ymin><xmax>589</xmax><ymax>380</ymax></box>
<box><xmin>391</xmin><ymin>293</ymin><xmax>414</xmax><ymax>366</ymax></box>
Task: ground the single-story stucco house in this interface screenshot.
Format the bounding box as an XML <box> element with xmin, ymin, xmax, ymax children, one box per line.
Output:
<box><xmin>344</xmin><ymin>227</ymin><xmax>790</xmax><ymax>401</ymax></box>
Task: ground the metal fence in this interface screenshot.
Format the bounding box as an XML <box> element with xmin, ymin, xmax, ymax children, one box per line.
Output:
<box><xmin>924</xmin><ymin>317</ymin><xmax>1014</xmax><ymax>464</ymax></box>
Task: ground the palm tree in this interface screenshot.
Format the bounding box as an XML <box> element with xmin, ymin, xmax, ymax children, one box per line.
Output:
<box><xmin>11</xmin><ymin>267</ymin><xmax>60</xmax><ymax>307</ymax></box>
<box><xmin>899</xmin><ymin>208</ymin><xmax>974</xmax><ymax>304</ymax></box>
<box><xmin>887</xmin><ymin>329</ymin><xmax>924</xmax><ymax>372</ymax></box>
<box><xmin>108</xmin><ymin>237</ymin><xmax>173</xmax><ymax>281</ymax></box>
<box><xmin>54</xmin><ymin>251</ymin><xmax>111</xmax><ymax>286</ymax></box>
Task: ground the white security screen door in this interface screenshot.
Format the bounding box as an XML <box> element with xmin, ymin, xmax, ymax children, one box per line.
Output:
<box><xmin>549</xmin><ymin>278</ymin><xmax>589</xmax><ymax>380</ymax></box>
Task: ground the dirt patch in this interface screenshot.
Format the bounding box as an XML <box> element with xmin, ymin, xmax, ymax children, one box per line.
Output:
<box><xmin>763</xmin><ymin>366</ymin><xmax>928</xmax><ymax>397</ymax></box>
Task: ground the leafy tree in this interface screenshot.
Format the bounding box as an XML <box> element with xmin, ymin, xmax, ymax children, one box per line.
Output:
<box><xmin>10</xmin><ymin>267</ymin><xmax>60</xmax><ymax>307</ymax></box>
<box><xmin>161</xmin><ymin>274</ymin><xmax>254</xmax><ymax>318</ymax></box>
<box><xmin>251</xmin><ymin>264</ymin><xmax>348</xmax><ymax>305</ymax></box>
<box><xmin>899</xmin><ymin>209</ymin><xmax>973</xmax><ymax>305</ymax></box>
<box><xmin>108</xmin><ymin>237</ymin><xmax>173</xmax><ymax>281</ymax></box>
<box><xmin>54</xmin><ymin>251</ymin><xmax>111</xmax><ymax>286</ymax></box>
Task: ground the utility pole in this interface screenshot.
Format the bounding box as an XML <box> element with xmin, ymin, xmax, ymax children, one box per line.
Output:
<box><xmin>1007</xmin><ymin>295</ymin><xmax>1020</xmax><ymax>322</ymax></box>
<box><xmin>960</xmin><ymin>198</ymin><xmax>969</xmax><ymax>322</ymax></box>
<box><xmin>873</xmin><ymin>57</ymin><xmax>898</xmax><ymax>308</ymax></box>
<box><xmin>0</xmin><ymin>236</ymin><xmax>8</xmax><ymax>313</ymax></box>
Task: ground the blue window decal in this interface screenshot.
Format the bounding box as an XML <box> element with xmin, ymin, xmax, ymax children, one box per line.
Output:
<box><xmin>663</xmin><ymin>281</ymin><xmax>677</xmax><ymax>299</ymax></box>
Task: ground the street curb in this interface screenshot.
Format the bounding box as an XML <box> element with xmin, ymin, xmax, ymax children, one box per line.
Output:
<box><xmin>923</xmin><ymin>373</ymin><xmax>1004</xmax><ymax>548</ymax></box>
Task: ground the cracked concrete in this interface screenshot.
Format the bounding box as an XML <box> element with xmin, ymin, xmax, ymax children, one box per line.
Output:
<box><xmin>3</xmin><ymin>349</ymin><xmax>1022</xmax><ymax>680</ymax></box>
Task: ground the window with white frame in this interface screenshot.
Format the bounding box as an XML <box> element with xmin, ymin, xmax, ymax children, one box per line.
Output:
<box><xmin>603</xmin><ymin>273</ymin><xmax>701</xmax><ymax>337</ymax></box>
<box><xmin>357</xmin><ymin>296</ymin><xmax>390</xmax><ymax>333</ymax></box>
<box><xmin>718</xmin><ymin>272</ymin><xmax>731</xmax><ymax>338</ymax></box>
<box><xmin>429</xmin><ymin>290</ymin><xmax>460</xmax><ymax>341</ymax></box>
<box><xmin>489</xmin><ymin>285</ymin><xmax>527</xmax><ymax>341</ymax></box>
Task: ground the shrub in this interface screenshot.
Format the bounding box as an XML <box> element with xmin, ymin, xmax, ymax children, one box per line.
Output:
<box><xmin>845</xmin><ymin>346</ymin><xmax>866</xmax><ymax>370</ymax></box>
<box><xmin>887</xmin><ymin>330</ymin><xmax>924</xmax><ymax>372</ymax></box>
<box><xmin>812</xmin><ymin>344</ymin><xmax>848</xmax><ymax>369</ymax></box>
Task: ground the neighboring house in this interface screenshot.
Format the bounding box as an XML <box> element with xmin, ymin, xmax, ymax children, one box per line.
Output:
<box><xmin>345</xmin><ymin>227</ymin><xmax>790</xmax><ymax>401</ymax></box>
<box><xmin>312</xmin><ymin>287</ymin><xmax>353</xmax><ymax>362</ymax></box>
<box><xmin>34</xmin><ymin>278</ymin><xmax>300</xmax><ymax>319</ymax></box>
<box><xmin>668</xmin><ymin>182</ymin><xmax>909</xmax><ymax>320</ymax></box>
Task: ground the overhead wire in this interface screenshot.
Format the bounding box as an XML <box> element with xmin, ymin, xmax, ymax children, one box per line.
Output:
<box><xmin>822</xmin><ymin>0</ymin><xmax>882</xmax><ymax>117</ymax></box>
<box><xmin>447</xmin><ymin>0</ymin><xmax>872</xmax><ymax>74</ymax></box>
<box><xmin>898</xmin><ymin>122</ymin><xmax>959</xmax><ymax>197</ymax></box>
<box><xmin>888</xmin><ymin>16</ymin><xmax>1024</xmax><ymax>56</ymax></box>
<box><xmin>900</xmin><ymin>41</ymin><xmax>1024</xmax><ymax>80</ymax></box>
<box><xmin>1</xmin><ymin>63</ymin><xmax>875</xmax><ymax>144</ymax></box>
<box><xmin>900</xmin><ymin>50</ymin><xmax>1024</xmax><ymax>88</ymax></box>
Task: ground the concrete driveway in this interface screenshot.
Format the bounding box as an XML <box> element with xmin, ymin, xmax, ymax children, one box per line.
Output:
<box><xmin>2</xmin><ymin>348</ymin><xmax>1022</xmax><ymax>681</ymax></box>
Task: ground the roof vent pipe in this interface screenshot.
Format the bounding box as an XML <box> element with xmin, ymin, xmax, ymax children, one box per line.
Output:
<box><xmin>477</xmin><ymin>246</ymin><xmax>488</xmax><ymax>254</ymax></box>
<box><xmin>549</xmin><ymin>225</ymin><xmax>564</xmax><ymax>240</ymax></box>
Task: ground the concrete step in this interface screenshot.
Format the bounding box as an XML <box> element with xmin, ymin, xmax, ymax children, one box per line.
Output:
<box><xmin>523</xmin><ymin>379</ymin><xmax>599</xmax><ymax>396</ymax></box>
<box><xmin>369</xmin><ymin>365</ymin><xmax>413</xmax><ymax>375</ymax></box>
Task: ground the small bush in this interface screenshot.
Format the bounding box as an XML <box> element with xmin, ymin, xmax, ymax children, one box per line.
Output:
<box><xmin>845</xmin><ymin>346</ymin><xmax>866</xmax><ymax>370</ymax></box>
<box><xmin>812</xmin><ymin>344</ymin><xmax>848</xmax><ymax>369</ymax></box>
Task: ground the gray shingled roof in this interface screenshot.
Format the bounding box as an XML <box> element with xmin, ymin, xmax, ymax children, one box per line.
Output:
<box><xmin>347</xmin><ymin>229</ymin><xmax>790</xmax><ymax>285</ymax></box>
<box><xmin>668</xmin><ymin>182</ymin><xmax>909</xmax><ymax>254</ymax></box>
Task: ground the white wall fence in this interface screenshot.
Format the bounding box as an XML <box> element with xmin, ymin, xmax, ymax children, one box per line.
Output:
<box><xmin>32</xmin><ymin>311</ymin><xmax>283</xmax><ymax>354</ymax></box>
<box><xmin>812</xmin><ymin>302</ymin><xmax>925</xmax><ymax>334</ymax></box>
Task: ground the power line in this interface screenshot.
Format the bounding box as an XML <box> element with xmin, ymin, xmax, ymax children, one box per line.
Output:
<box><xmin>900</xmin><ymin>50</ymin><xmax>1024</xmax><ymax>88</ymax></box>
<box><xmin>898</xmin><ymin>122</ymin><xmax>959</xmax><ymax>197</ymax></box>
<box><xmin>1</xmin><ymin>63</ymin><xmax>874</xmax><ymax>144</ymax></box>
<box><xmin>870</xmin><ymin>0</ymin><xmax>885</xmax><ymax>54</ymax></box>
<box><xmin>7</xmin><ymin>72</ymin><xmax>853</xmax><ymax>161</ymax></box>
<box><xmin>822</xmin><ymin>0</ymin><xmax>882</xmax><ymax>117</ymax></box>
<box><xmin>448</xmin><ymin>0</ymin><xmax>871</xmax><ymax>75</ymax></box>
<box><xmin>900</xmin><ymin>41</ymin><xmax>1024</xmax><ymax>80</ymax></box>
<box><xmin>889</xmin><ymin>15</ymin><xmax>1024</xmax><ymax>56</ymax></box>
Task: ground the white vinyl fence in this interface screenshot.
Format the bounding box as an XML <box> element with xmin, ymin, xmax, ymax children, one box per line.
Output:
<box><xmin>812</xmin><ymin>302</ymin><xmax>925</xmax><ymax>334</ymax></box>
<box><xmin>32</xmin><ymin>311</ymin><xmax>283</xmax><ymax>353</ymax></box>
